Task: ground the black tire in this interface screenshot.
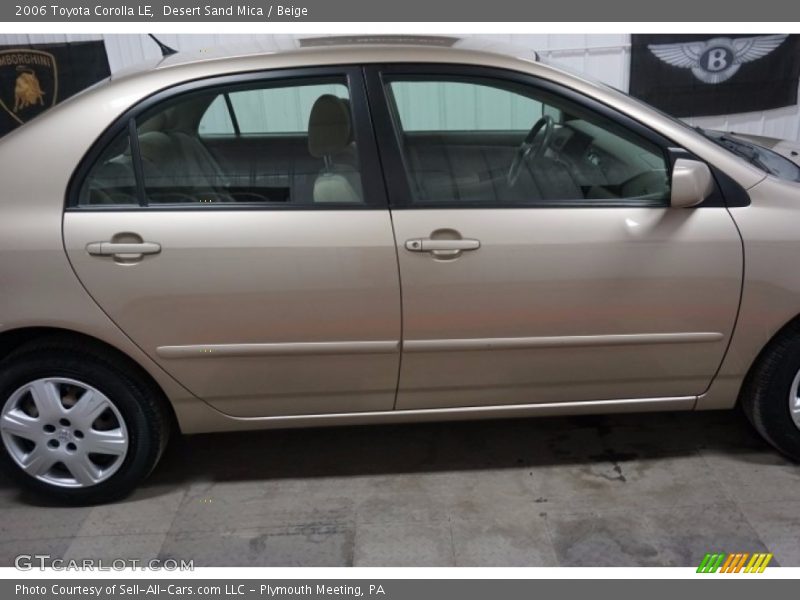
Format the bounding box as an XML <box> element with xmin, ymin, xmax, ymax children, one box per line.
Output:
<box><xmin>0</xmin><ymin>337</ymin><xmax>171</xmax><ymax>504</ymax></box>
<box><xmin>740</xmin><ymin>326</ymin><xmax>800</xmax><ymax>462</ymax></box>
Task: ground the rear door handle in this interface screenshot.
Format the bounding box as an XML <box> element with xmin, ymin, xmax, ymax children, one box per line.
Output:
<box><xmin>86</xmin><ymin>242</ymin><xmax>162</xmax><ymax>257</ymax></box>
<box><xmin>405</xmin><ymin>238</ymin><xmax>481</xmax><ymax>254</ymax></box>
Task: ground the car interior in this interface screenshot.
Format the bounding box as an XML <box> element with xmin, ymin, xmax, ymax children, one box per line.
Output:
<box><xmin>81</xmin><ymin>85</ymin><xmax>365</xmax><ymax>206</ymax></box>
<box><xmin>79</xmin><ymin>76</ymin><xmax>670</xmax><ymax>208</ymax></box>
<box><xmin>385</xmin><ymin>80</ymin><xmax>670</xmax><ymax>206</ymax></box>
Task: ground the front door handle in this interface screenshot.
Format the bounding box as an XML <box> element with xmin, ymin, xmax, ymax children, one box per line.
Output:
<box><xmin>405</xmin><ymin>238</ymin><xmax>481</xmax><ymax>256</ymax></box>
<box><xmin>86</xmin><ymin>241</ymin><xmax>161</xmax><ymax>258</ymax></box>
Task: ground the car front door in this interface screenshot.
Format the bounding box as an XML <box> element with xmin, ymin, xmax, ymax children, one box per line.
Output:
<box><xmin>63</xmin><ymin>68</ymin><xmax>401</xmax><ymax>418</ymax></box>
<box><xmin>366</xmin><ymin>65</ymin><xmax>743</xmax><ymax>411</ymax></box>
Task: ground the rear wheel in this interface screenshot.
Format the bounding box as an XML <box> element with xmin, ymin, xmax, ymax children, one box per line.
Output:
<box><xmin>740</xmin><ymin>328</ymin><xmax>800</xmax><ymax>461</ymax></box>
<box><xmin>0</xmin><ymin>339</ymin><xmax>170</xmax><ymax>504</ymax></box>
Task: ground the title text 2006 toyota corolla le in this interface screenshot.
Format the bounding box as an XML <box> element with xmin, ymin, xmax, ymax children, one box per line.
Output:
<box><xmin>1</xmin><ymin>36</ymin><xmax>799</xmax><ymax>503</ymax></box>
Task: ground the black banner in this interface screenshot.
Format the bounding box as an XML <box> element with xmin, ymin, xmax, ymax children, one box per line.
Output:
<box><xmin>629</xmin><ymin>34</ymin><xmax>800</xmax><ymax>118</ymax></box>
<box><xmin>0</xmin><ymin>40</ymin><xmax>110</xmax><ymax>136</ymax></box>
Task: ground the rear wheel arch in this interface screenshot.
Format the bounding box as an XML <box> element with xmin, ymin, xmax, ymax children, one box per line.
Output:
<box><xmin>0</xmin><ymin>327</ymin><xmax>176</xmax><ymax>430</ymax></box>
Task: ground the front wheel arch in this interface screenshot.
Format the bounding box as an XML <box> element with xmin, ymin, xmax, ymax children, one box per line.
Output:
<box><xmin>738</xmin><ymin>313</ymin><xmax>800</xmax><ymax>402</ymax></box>
<box><xmin>738</xmin><ymin>313</ymin><xmax>800</xmax><ymax>460</ymax></box>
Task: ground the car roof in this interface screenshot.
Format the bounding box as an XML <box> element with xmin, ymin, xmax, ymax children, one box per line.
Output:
<box><xmin>111</xmin><ymin>35</ymin><xmax>540</xmax><ymax>80</ymax></box>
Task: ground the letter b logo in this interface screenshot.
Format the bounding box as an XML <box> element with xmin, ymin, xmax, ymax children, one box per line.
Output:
<box><xmin>702</xmin><ymin>47</ymin><xmax>733</xmax><ymax>72</ymax></box>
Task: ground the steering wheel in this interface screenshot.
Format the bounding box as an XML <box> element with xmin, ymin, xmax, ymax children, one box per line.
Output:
<box><xmin>507</xmin><ymin>115</ymin><xmax>555</xmax><ymax>187</ymax></box>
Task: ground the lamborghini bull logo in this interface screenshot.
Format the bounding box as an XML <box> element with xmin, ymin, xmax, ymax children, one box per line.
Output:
<box><xmin>14</xmin><ymin>68</ymin><xmax>45</xmax><ymax>112</ymax></box>
<box><xmin>0</xmin><ymin>49</ymin><xmax>57</xmax><ymax>125</ymax></box>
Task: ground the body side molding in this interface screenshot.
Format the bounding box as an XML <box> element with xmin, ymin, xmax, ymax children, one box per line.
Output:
<box><xmin>157</xmin><ymin>340</ymin><xmax>400</xmax><ymax>358</ymax></box>
<box><xmin>404</xmin><ymin>332</ymin><xmax>724</xmax><ymax>352</ymax></box>
<box><xmin>158</xmin><ymin>332</ymin><xmax>724</xmax><ymax>359</ymax></box>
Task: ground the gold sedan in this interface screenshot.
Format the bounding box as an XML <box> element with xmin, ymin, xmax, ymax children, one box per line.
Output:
<box><xmin>0</xmin><ymin>36</ymin><xmax>797</xmax><ymax>503</ymax></box>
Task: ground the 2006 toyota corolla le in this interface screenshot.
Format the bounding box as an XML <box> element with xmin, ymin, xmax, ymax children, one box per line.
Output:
<box><xmin>1</xmin><ymin>35</ymin><xmax>799</xmax><ymax>504</ymax></box>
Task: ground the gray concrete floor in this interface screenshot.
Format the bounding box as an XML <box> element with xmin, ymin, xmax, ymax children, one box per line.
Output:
<box><xmin>0</xmin><ymin>409</ymin><xmax>798</xmax><ymax>567</ymax></box>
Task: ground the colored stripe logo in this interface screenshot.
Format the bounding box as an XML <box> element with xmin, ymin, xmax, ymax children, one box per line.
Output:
<box><xmin>697</xmin><ymin>552</ymin><xmax>773</xmax><ymax>573</ymax></box>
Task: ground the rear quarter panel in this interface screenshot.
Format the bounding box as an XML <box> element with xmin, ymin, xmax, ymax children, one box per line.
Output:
<box><xmin>0</xmin><ymin>76</ymin><xmax>207</xmax><ymax>429</ymax></box>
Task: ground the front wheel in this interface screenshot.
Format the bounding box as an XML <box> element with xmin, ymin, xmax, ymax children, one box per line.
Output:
<box><xmin>0</xmin><ymin>340</ymin><xmax>170</xmax><ymax>504</ymax></box>
<box><xmin>740</xmin><ymin>328</ymin><xmax>800</xmax><ymax>462</ymax></box>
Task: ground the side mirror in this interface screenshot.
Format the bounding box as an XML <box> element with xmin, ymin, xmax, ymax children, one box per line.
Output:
<box><xmin>670</xmin><ymin>159</ymin><xmax>714</xmax><ymax>208</ymax></box>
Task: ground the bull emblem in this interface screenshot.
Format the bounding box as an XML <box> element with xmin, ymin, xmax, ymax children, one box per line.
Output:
<box><xmin>13</xmin><ymin>67</ymin><xmax>45</xmax><ymax>112</ymax></box>
<box><xmin>0</xmin><ymin>50</ymin><xmax>57</xmax><ymax>125</ymax></box>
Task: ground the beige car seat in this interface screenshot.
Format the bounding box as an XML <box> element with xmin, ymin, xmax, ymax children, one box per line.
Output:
<box><xmin>307</xmin><ymin>94</ymin><xmax>363</xmax><ymax>203</ymax></box>
<box><xmin>137</xmin><ymin>109</ymin><xmax>233</xmax><ymax>203</ymax></box>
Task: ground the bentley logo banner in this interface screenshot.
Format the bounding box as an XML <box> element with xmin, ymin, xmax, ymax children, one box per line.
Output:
<box><xmin>0</xmin><ymin>40</ymin><xmax>109</xmax><ymax>136</ymax></box>
<box><xmin>629</xmin><ymin>34</ymin><xmax>800</xmax><ymax>117</ymax></box>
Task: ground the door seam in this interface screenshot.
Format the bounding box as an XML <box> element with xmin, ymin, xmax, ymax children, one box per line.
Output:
<box><xmin>360</xmin><ymin>65</ymin><xmax>405</xmax><ymax>410</ymax></box>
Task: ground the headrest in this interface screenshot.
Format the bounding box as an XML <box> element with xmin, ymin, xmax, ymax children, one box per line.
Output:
<box><xmin>135</xmin><ymin>131</ymin><xmax>174</xmax><ymax>165</ymax></box>
<box><xmin>139</xmin><ymin>110</ymin><xmax>170</xmax><ymax>134</ymax></box>
<box><xmin>308</xmin><ymin>94</ymin><xmax>353</xmax><ymax>158</ymax></box>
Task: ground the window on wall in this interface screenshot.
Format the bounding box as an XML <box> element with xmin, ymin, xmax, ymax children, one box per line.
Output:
<box><xmin>79</xmin><ymin>77</ymin><xmax>364</xmax><ymax>207</ymax></box>
<box><xmin>390</xmin><ymin>81</ymin><xmax>546</xmax><ymax>131</ymax></box>
<box><xmin>197</xmin><ymin>94</ymin><xmax>234</xmax><ymax>136</ymax></box>
<box><xmin>198</xmin><ymin>83</ymin><xmax>350</xmax><ymax>135</ymax></box>
<box><xmin>385</xmin><ymin>76</ymin><xmax>670</xmax><ymax>207</ymax></box>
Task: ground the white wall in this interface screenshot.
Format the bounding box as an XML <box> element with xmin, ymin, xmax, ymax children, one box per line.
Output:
<box><xmin>3</xmin><ymin>33</ymin><xmax>799</xmax><ymax>141</ymax></box>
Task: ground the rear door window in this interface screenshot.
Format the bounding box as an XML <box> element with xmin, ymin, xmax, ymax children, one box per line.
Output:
<box><xmin>79</xmin><ymin>77</ymin><xmax>365</xmax><ymax>207</ymax></box>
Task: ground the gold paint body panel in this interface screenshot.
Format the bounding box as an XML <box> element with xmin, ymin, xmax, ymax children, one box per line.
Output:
<box><xmin>0</xmin><ymin>37</ymin><xmax>798</xmax><ymax>433</ymax></box>
<box><xmin>63</xmin><ymin>211</ymin><xmax>402</xmax><ymax>417</ymax></box>
<box><xmin>391</xmin><ymin>208</ymin><xmax>741</xmax><ymax>409</ymax></box>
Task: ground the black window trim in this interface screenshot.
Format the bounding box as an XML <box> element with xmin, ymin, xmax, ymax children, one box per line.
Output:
<box><xmin>66</xmin><ymin>65</ymin><xmax>388</xmax><ymax>212</ymax></box>
<box><xmin>127</xmin><ymin>117</ymin><xmax>147</xmax><ymax>208</ymax></box>
<box><xmin>363</xmin><ymin>63</ymin><xmax>738</xmax><ymax>209</ymax></box>
<box><xmin>222</xmin><ymin>92</ymin><xmax>240</xmax><ymax>137</ymax></box>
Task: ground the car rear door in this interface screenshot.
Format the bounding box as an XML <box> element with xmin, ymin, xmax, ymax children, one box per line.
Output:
<box><xmin>366</xmin><ymin>64</ymin><xmax>743</xmax><ymax>411</ymax></box>
<box><xmin>63</xmin><ymin>67</ymin><xmax>402</xmax><ymax>418</ymax></box>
